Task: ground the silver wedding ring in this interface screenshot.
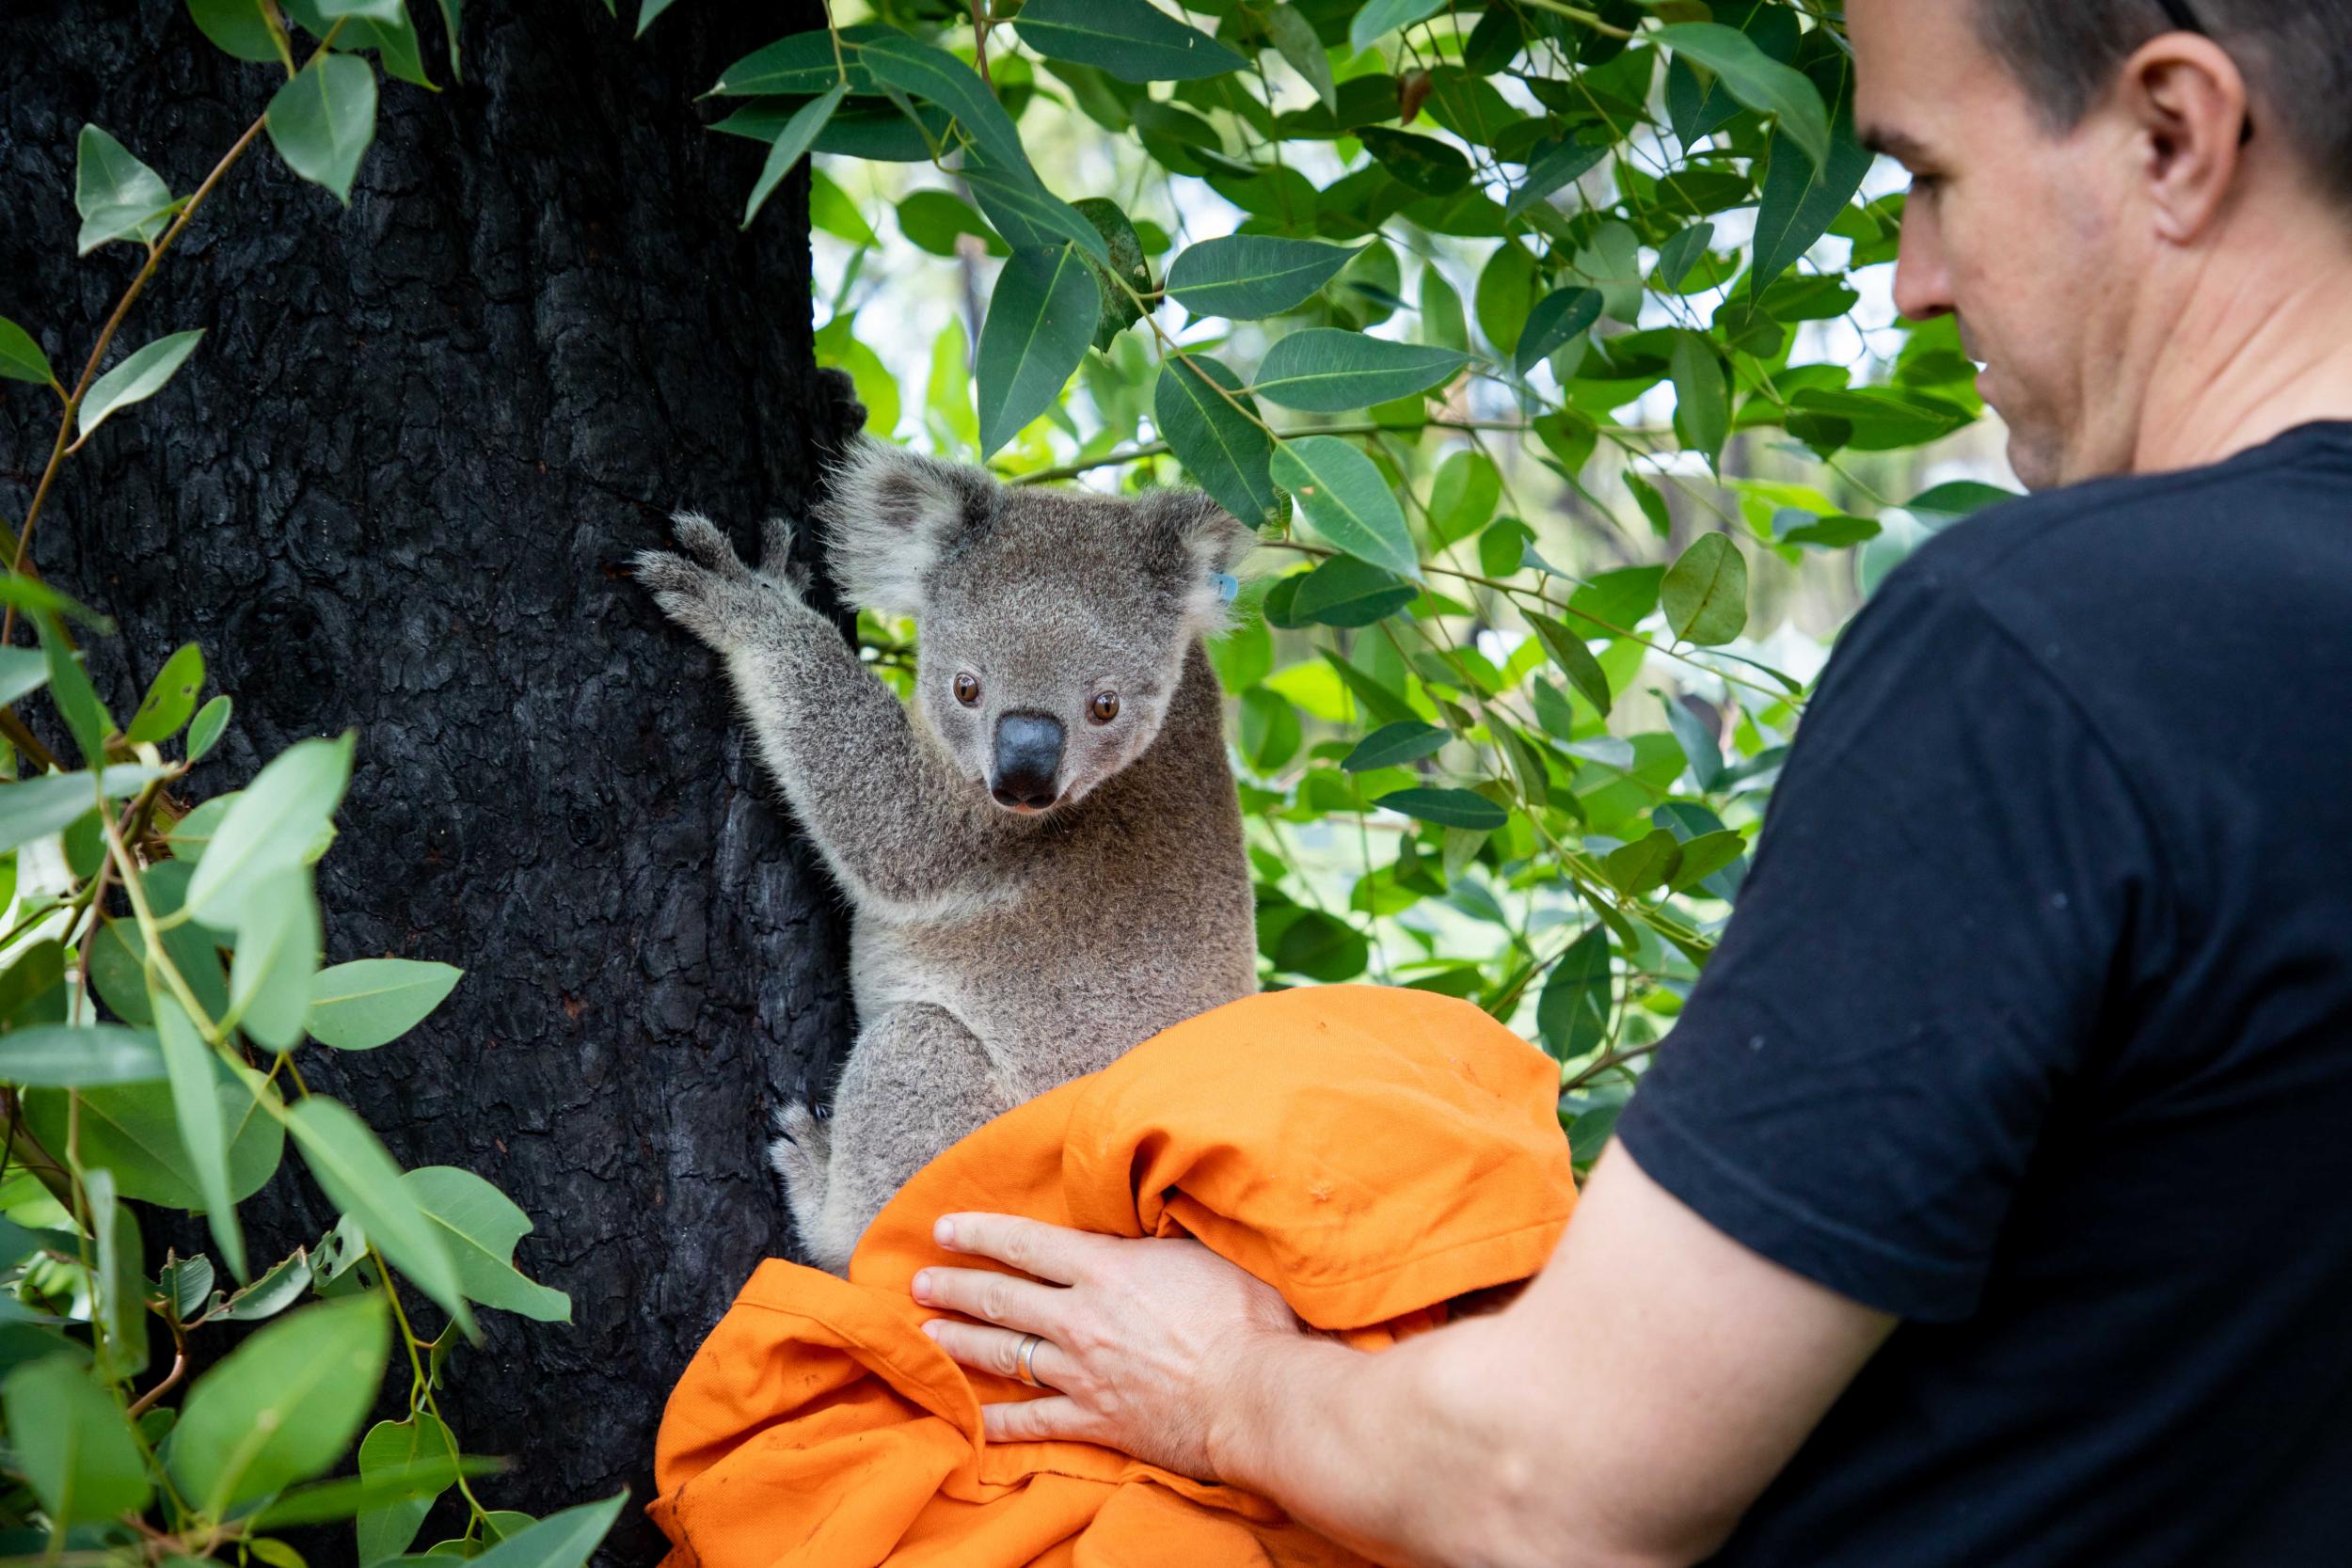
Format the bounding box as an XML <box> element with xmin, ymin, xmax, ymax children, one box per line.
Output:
<box><xmin>1015</xmin><ymin>1332</ymin><xmax>1045</xmax><ymax>1387</ymax></box>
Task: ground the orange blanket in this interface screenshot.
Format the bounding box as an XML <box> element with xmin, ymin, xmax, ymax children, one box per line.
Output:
<box><xmin>649</xmin><ymin>984</ymin><xmax>1578</xmax><ymax>1568</ymax></box>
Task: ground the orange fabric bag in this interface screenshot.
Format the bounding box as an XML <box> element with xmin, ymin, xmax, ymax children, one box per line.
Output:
<box><xmin>649</xmin><ymin>984</ymin><xmax>1578</xmax><ymax>1568</ymax></box>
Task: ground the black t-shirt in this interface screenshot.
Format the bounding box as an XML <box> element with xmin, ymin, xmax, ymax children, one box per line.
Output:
<box><xmin>1613</xmin><ymin>421</ymin><xmax>2352</xmax><ymax>1566</ymax></box>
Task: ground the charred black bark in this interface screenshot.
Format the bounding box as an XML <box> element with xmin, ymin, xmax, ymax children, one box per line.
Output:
<box><xmin>0</xmin><ymin>1</ymin><xmax>855</xmax><ymax>1557</ymax></box>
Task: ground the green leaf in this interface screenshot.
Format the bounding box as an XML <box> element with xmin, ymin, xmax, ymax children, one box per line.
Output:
<box><xmin>1357</xmin><ymin>126</ymin><xmax>1469</xmax><ymax>197</ymax></box>
<box><xmin>1536</xmin><ymin>927</ymin><xmax>1610</xmax><ymax>1062</ymax></box>
<box><xmin>1419</xmin><ymin>264</ymin><xmax>1469</xmax><ymax>353</ymax></box>
<box><xmin>1265</xmin><ymin>908</ymin><xmax>1370</xmax><ymax>983</ymax></box>
<box><xmin>1271</xmin><ymin>436</ymin><xmax>1420</xmax><ymax>581</ymax></box>
<box><xmin>307</xmin><ymin>959</ymin><xmax>464</xmax><ymax>1051</ymax></box>
<box><xmin>210</xmin><ymin>1246</ymin><xmax>317</xmax><ymax>1323</ymax></box>
<box><xmin>1666</xmin><ymin>830</ymin><xmax>1747</xmax><ymax>895</ymax></box>
<box><xmin>287</xmin><ymin>1098</ymin><xmax>475</xmax><ymax>1336</ymax></box>
<box><xmin>710</xmin><ymin>24</ymin><xmax>887</xmax><ymax>95</ymax></box>
<box><xmin>1503</xmin><ymin>136</ymin><xmax>1606</xmax><ymax>220</ymax></box>
<box><xmin>1375</xmin><ymin>787</ymin><xmax>1507</xmax><ymax>832</ymax></box>
<box><xmin>1164</xmin><ymin>236</ymin><xmax>1359</xmax><ymax>320</ymax></box>
<box><xmin>187</xmin><ymin>694</ymin><xmax>233</xmax><ymax>763</ymax></box>
<box><xmin>858</xmin><ymin>36</ymin><xmax>1031</xmax><ymax>182</ymax></box>
<box><xmin>1750</xmin><ymin>130</ymin><xmax>1872</xmax><ymax>294</ymax></box>
<box><xmin>1153</xmin><ymin>356</ymin><xmax>1281</xmax><ymax>528</ymax></box>
<box><xmin>0</xmin><ymin>1022</ymin><xmax>166</xmax><ymax>1087</ymax></box>
<box><xmin>169</xmin><ymin>1296</ymin><xmax>391</xmax><ymax>1514</ymax></box>
<box><xmin>252</xmin><ymin>1450</ymin><xmax>500</xmax><ymax>1535</ymax></box>
<box><xmin>186</xmin><ymin>733</ymin><xmax>354</xmax><ymax>927</ymax></box>
<box><xmin>0</xmin><ymin>317</ymin><xmax>55</xmax><ymax>386</ymax></box>
<box><xmin>229</xmin><ymin>873</ymin><xmax>323</xmax><ymax>1052</ymax></box>
<box><xmin>1428</xmin><ymin>451</ymin><xmax>1500</xmax><ymax>546</ymax></box>
<box><xmin>1474</xmin><ymin>242</ymin><xmax>1538</xmax><ymax>356</ymax></box>
<box><xmin>635</xmin><ymin>0</ymin><xmax>678</xmax><ymax>37</ymax></box>
<box><xmin>1527</xmin><ymin>614</ymin><xmax>1613</xmax><ymax>719</ymax></box>
<box><xmin>975</xmin><ymin>245</ymin><xmax>1100</xmax><ymax>458</ymax></box>
<box><xmin>1655</xmin><ymin>220</ymin><xmax>1717</xmax><ymax>289</ymax></box>
<box><xmin>187</xmin><ymin>0</ymin><xmax>287</xmax><ymax>60</ymax></box>
<box><xmin>896</xmin><ymin>189</ymin><xmax>998</xmax><ymax>256</ymax></box>
<box><xmin>354</xmin><ymin>1414</ymin><xmax>458</xmax><ymax>1559</ymax></box>
<box><xmin>1073</xmin><ymin>198</ymin><xmax>1150</xmax><ymax>350</ymax></box>
<box><xmin>1661</xmin><ymin>534</ymin><xmax>1749</xmax><ymax>646</ymax></box>
<box><xmin>266</xmin><ymin>53</ymin><xmax>379</xmax><ymax>204</ymax></box>
<box><xmin>1652</xmin><ymin>24</ymin><xmax>1830</xmax><ymax>170</ymax></box>
<box><xmin>1251</xmin><ymin>331</ymin><xmax>1469</xmax><ymax>413</ymax></box>
<box><xmin>958</xmin><ymin>162</ymin><xmax>1113</xmax><ymax>265</ymax></box>
<box><xmin>86</xmin><ymin>1168</ymin><xmax>148</xmax><ymax>1381</ymax></box>
<box><xmin>2</xmin><ymin>1356</ymin><xmax>151</xmax><ymax>1525</ymax></box>
<box><xmin>1906</xmin><ymin>481</ymin><xmax>2021</xmax><ymax>525</ymax></box>
<box><xmin>22</xmin><ymin>1069</ymin><xmax>283</xmax><ymax>1210</ymax></box>
<box><xmin>401</xmin><ymin>1167</ymin><xmax>570</xmax><ymax>1323</ymax></box>
<box><xmin>0</xmin><ymin>765</ymin><xmax>163</xmax><ymax>856</ymax></box>
<box><xmin>161</xmin><ymin>1253</ymin><xmax>216</xmax><ymax>1320</ymax></box>
<box><xmin>1289</xmin><ymin>556</ymin><xmax>1416</xmax><ymax>627</ymax></box>
<box><xmin>125</xmin><ymin>642</ymin><xmax>206</xmax><ymax>746</ymax></box>
<box><xmin>1</xmin><ymin>574</ymin><xmax>110</xmax><ymax>630</ymax></box>
<box><xmin>1343</xmin><ymin>721</ymin><xmax>1446</xmax><ymax>773</ymax></box>
<box><xmin>1237</xmin><ymin>686</ymin><xmax>1301</xmax><ymax>772</ymax></box>
<box><xmin>74</xmin><ymin>125</ymin><xmax>175</xmax><ymax>254</ymax></box>
<box><xmin>741</xmin><ymin>83</ymin><xmax>847</xmax><ymax>230</ymax></box>
<box><xmin>1513</xmin><ymin>288</ymin><xmax>1601</xmax><ymax>378</ymax></box>
<box><xmin>76</xmin><ymin>329</ymin><xmax>206</xmax><ymax>442</ymax></box>
<box><xmin>1604</xmin><ymin>828</ymin><xmax>1684</xmax><ymax>895</ymax></box>
<box><xmin>464</xmin><ymin>1492</ymin><xmax>628</xmax><ymax>1568</ymax></box>
<box><xmin>1669</xmin><ymin>330</ymin><xmax>1729</xmax><ymax>467</ymax></box>
<box><xmin>153</xmin><ymin>990</ymin><xmax>248</xmax><ymax>1280</ymax></box>
<box><xmin>35</xmin><ymin>612</ymin><xmax>112</xmax><ymax>767</ymax></box>
<box><xmin>1265</xmin><ymin>5</ymin><xmax>1336</xmax><ymax>114</ymax></box>
<box><xmin>1348</xmin><ymin>0</ymin><xmax>1446</xmax><ymax>52</ymax></box>
<box><xmin>1012</xmin><ymin>0</ymin><xmax>1246</xmax><ymax>83</ymax></box>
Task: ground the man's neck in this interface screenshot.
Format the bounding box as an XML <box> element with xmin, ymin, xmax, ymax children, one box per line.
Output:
<box><xmin>2131</xmin><ymin>217</ymin><xmax>2352</xmax><ymax>476</ymax></box>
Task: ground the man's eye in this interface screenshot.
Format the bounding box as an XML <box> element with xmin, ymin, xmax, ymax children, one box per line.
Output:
<box><xmin>1908</xmin><ymin>172</ymin><xmax>1944</xmax><ymax>198</ymax></box>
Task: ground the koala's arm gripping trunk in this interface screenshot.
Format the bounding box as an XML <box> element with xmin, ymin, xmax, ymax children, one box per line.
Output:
<box><xmin>723</xmin><ymin>601</ymin><xmax>995</xmax><ymax>914</ymax></box>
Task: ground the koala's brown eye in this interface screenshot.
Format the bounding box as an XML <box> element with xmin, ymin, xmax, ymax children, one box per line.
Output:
<box><xmin>954</xmin><ymin>673</ymin><xmax>980</xmax><ymax>707</ymax></box>
<box><xmin>1089</xmin><ymin>691</ymin><xmax>1120</xmax><ymax>723</ymax></box>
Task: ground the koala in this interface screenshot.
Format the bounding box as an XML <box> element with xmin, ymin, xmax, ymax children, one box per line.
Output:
<box><xmin>634</xmin><ymin>438</ymin><xmax>1261</xmax><ymax>1273</ymax></box>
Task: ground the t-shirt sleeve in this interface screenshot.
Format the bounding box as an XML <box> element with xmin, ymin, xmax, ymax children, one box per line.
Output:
<box><xmin>1612</xmin><ymin>556</ymin><xmax>2165</xmax><ymax>1323</ymax></box>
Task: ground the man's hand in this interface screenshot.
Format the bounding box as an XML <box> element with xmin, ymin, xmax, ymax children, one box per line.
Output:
<box><xmin>913</xmin><ymin>1212</ymin><xmax>1303</xmax><ymax>1478</ymax></box>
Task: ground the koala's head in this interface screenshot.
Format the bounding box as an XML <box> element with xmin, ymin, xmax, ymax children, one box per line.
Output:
<box><xmin>817</xmin><ymin>438</ymin><xmax>1255</xmax><ymax>816</ymax></box>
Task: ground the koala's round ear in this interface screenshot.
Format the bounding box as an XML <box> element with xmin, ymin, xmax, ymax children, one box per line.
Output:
<box><xmin>815</xmin><ymin>436</ymin><xmax>998</xmax><ymax>616</ymax></box>
<box><xmin>1147</xmin><ymin>489</ymin><xmax>1260</xmax><ymax>635</ymax></box>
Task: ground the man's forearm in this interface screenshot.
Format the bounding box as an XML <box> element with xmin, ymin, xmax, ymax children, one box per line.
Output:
<box><xmin>1206</xmin><ymin>1316</ymin><xmax>1673</xmax><ymax>1568</ymax></box>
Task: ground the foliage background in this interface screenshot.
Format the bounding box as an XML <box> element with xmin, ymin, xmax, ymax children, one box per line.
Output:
<box><xmin>0</xmin><ymin>0</ymin><xmax>2016</xmax><ymax>1561</ymax></box>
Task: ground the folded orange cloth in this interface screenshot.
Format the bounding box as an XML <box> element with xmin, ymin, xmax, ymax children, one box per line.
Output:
<box><xmin>649</xmin><ymin>984</ymin><xmax>1578</xmax><ymax>1568</ymax></box>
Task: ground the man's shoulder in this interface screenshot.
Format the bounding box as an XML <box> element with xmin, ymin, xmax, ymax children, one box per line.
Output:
<box><xmin>1892</xmin><ymin>423</ymin><xmax>2352</xmax><ymax>640</ymax></box>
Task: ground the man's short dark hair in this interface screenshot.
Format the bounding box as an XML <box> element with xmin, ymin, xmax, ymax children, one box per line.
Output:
<box><xmin>1973</xmin><ymin>0</ymin><xmax>2352</xmax><ymax>210</ymax></box>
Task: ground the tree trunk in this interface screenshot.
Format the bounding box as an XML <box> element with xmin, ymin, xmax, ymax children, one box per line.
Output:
<box><xmin>0</xmin><ymin>1</ymin><xmax>857</xmax><ymax>1558</ymax></box>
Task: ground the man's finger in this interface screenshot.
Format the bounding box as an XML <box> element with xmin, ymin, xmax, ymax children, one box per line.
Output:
<box><xmin>982</xmin><ymin>1393</ymin><xmax>1097</xmax><ymax>1445</ymax></box>
<box><xmin>935</xmin><ymin>1212</ymin><xmax>1103</xmax><ymax>1285</ymax></box>
<box><xmin>922</xmin><ymin>1318</ymin><xmax>1076</xmax><ymax>1387</ymax></box>
<box><xmin>914</xmin><ymin>1264</ymin><xmax>1069</xmax><ymax>1334</ymax></box>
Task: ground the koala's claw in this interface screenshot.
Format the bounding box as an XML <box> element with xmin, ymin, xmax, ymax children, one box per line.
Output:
<box><xmin>670</xmin><ymin>511</ymin><xmax>753</xmax><ymax>579</ymax></box>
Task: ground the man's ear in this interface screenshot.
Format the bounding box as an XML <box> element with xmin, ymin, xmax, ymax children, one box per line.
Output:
<box><xmin>1146</xmin><ymin>489</ymin><xmax>1259</xmax><ymax>636</ymax></box>
<box><xmin>816</xmin><ymin>436</ymin><xmax>997</xmax><ymax>616</ymax></box>
<box><xmin>2119</xmin><ymin>33</ymin><xmax>2250</xmax><ymax>245</ymax></box>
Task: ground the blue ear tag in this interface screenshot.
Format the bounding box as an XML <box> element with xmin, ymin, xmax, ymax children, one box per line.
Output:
<box><xmin>1212</xmin><ymin>572</ymin><xmax>1240</xmax><ymax>605</ymax></box>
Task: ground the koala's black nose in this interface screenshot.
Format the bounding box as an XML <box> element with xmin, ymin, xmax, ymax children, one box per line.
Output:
<box><xmin>991</xmin><ymin>711</ymin><xmax>1064</xmax><ymax>809</ymax></box>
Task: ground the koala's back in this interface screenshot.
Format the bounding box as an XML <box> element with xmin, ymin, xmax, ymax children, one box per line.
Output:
<box><xmin>849</xmin><ymin>642</ymin><xmax>1256</xmax><ymax>1092</ymax></box>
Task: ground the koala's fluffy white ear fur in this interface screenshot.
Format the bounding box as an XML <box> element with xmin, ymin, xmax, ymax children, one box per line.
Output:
<box><xmin>1149</xmin><ymin>489</ymin><xmax>1260</xmax><ymax>637</ymax></box>
<box><xmin>817</xmin><ymin>437</ymin><xmax>995</xmax><ymax>616</ymax></box>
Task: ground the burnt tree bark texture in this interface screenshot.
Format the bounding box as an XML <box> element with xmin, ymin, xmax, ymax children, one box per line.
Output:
<box><xmin>0</xmin><ymin>0</ymin><xmax>859</xmax><ymax>1557</ymax></box>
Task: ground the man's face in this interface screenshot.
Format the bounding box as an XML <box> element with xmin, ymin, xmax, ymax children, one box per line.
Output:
<box><xmin>1849</xmin><ymin>0</ymin><xmax>2151</xmax><ymax>489</ymax></box>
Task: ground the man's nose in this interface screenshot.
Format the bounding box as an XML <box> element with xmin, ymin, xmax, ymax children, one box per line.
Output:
<box><xmin>1892</xmin><ymin>211</ymin><xmax>1956</xmax><ymax>324</ymax></box>
<box><xmin>991</xmin><ymin>712</ymin><xmax>1064</xmax><ymax>809</ymax></box>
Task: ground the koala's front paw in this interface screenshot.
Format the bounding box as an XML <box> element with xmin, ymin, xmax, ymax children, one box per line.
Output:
<box><xmin>632</xmin><ymin>511</ymin><xmax>803</xmax><ymax>651</ymax></box>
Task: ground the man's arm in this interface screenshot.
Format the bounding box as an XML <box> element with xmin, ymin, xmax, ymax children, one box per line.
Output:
<box><xmin>1215</xmin><ymin>1141</ymin><xmax>1894</xmax><ymax>1567</ymax></box>
<box><xmin>915</xmin><ymin>1139</ymin><xmax>1893</xmax><ymax>1568</ymax></box>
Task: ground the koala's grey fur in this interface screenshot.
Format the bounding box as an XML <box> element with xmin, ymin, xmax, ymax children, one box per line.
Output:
<box><xmin>634</xmin><ymin>438</ymin><xmax>1259</xmax><ymax>1273</ymax></box>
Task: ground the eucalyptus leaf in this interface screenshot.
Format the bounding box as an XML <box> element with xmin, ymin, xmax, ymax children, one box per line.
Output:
<box><xmin>266</xmin><ymin>53</ymin><xmax>380</xmax><ymax>204</ymax></box>
<box><xmin>1270</xmin><ymin>437</ymin><xmax>1420</xmax><ymax>581</ymax></box>
<box><xmin>1012</xmin><ymin>0</ymin><xmax>1246</xmax><ymax>83</ymax></box>
<box><xmin>1343</xmin><ymin>721</ymin><xmax>1447</xmax><ymax>773</ymax></box>
<box><xmin>1165</xmin><ymin>235</ymin><xmax>1359</xmax><ymax>320</ymax></box>
<box><xmin>1375</xmin><ymin>787</ymin><xmax>1507</xmax><ymax>832</ymax></box>
<box><xmin>1</xmin><ymin>1356</ymin><xmax>151</xmax><ymax>1525</ymax></box>
<box><xmin>74</xmin><ymin>125</ymin><xmax>175</xmax><ymax>254</ymax></box>
<box><xmin>0</xmin><ymin>317</ymin><xmax>55</xmax><ymax>386</ymax></box>
<box><xmin>1251</xmin><ymin>331</ymin><xmax>1470</xmax><ymax>412</ymax></box>
<box><xmin>308</xmin><ymin>959</ymin><xmax>465</xmax><ymax>1050</ymax></box>
<box><xmin>76</xmin><ymin>329</ymin><xmax>206</xmax><ymax>441</ymax></box>
<box><xmin>0</xmin><ymin>1022</ymin><xmax>167</xmax><ymax>1088</ymax></box>
<box><xmin>1661</xmin><ymin>534</ymin><xmax>1749</xmax><ymax>646</ymax></box>
<box><xmin>287</xmin><ymin>1097</ymin><xmax>475</xmax><ymax>1336</ymax></box>
<box><xmin>153</xmin><ymin>989</ymin><xmax>248</xmax><ymax>1280</ymax></box>
<box><xmin>168</xmin><ymin>1296</ymin><xmax>391</xmax><ymax>1514</ymax></box>
<box><xmin>126</xmin><ymin>641</ymin><xmax>205</xmax><ymax>745</ymax></box>
<box><xmin>975</xmin><ymin>245</ymin><xmax>1100</xmax><ymax>458</ymax></box>
<box><xmin>185</xmin><ymin>732</ymin><xmax>354</xmax><ymax>927</ymax></box>
<box><xmin>1153</xmin><ymin>356</ymin><xmax>1281</xmax><ymax>528</ymax></box>
<box><xmin>740</xmin><ymin>84</ymin><xmax>848</xmax><ymax>230</ymax></box>
<box><xmin>1652</xmin><ymin>24</ymin><xmax>1830</xmax><ymax>170</ymax></box>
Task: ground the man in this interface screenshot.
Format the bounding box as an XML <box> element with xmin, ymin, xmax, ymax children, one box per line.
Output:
<box><xmin>908</xmin><ymin>1</ymin><xmax>2352</xmax><ymax>1562</ymax></box>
